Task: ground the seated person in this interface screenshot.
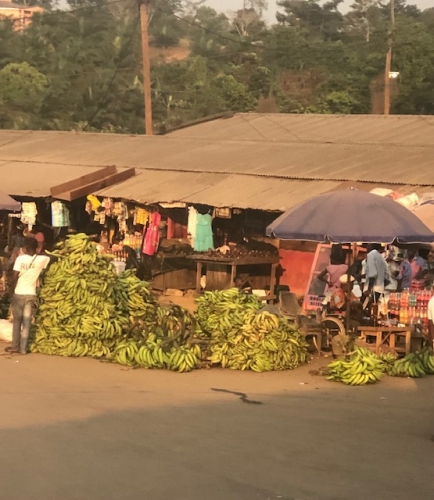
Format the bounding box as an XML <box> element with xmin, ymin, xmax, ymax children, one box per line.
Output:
<box><xmin>328</xmin><ymin>275</ymin><xmax>364</xmax><ymax>324</ymax></box>
<box><xmin>234</xmin><ymin>275</ymin><xmax>252</xmax><ymax>293</ymax></box>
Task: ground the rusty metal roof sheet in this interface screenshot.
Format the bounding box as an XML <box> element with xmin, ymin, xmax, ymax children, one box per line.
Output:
<box><xmin>0</xmin><ymin>129</ymin><xmax>433</xmax><ymax>184</ymax></box>
<box><xmin>168</xmin><ymin>113</ymin><xmax>434</xmax><ymax>147</ymax></box>
<box><xmin>0</xmin><ymin>126</ymin><xmax>432</xmax><ymax>210</ymax></box>
<box><xmin>0</xmin><ymin>160</ymin><xmax>102</xmax><ymax>198</ymax></box>
<box><xmin>97</xmin><ymin>172</ymin><xmax>342</xmax><ymax>212</ymax></box>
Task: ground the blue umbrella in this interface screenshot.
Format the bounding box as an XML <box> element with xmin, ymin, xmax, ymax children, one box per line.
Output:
<box><xmin>266</xmin><ymin>188</ymin><xmax>434</xmax><ymax>244</ymax></box>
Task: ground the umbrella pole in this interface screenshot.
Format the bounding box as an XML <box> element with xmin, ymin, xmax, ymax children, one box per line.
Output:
<box><xmin>345</xmin><ymin>247</ymin><xmax>354</xmax><ymax>333</ymax></box>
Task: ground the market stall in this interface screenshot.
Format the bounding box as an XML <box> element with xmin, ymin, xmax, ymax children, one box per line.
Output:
<box><xmin>188</xmin><ymin>254</ymin><xmax>279</xmax><ymax>301</ymax></box>
<box><xmin>266</xmin><ymin>188</ymin><xmax>434</xmax><ymax>355</ymax></box>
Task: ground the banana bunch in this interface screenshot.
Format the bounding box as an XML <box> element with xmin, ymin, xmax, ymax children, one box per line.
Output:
<box><xmin>167</xmin><ymin>344</ymin><xmax>201</xmax><ymax>372</ymax></box>
<box><xmin>113</xmin><ymin>340</ymin><xmax>139</xmax><ymax>366</ymax></box>
<box><xmin>196</xmin><ymin>290</ymin><xmax>308</xmax><ymax>372</ymax></box>
<box><xmin>195</xmin><ymin>289</ymin><xmax>262</xmax><ymax>337</ymax></box>
<box><xmin>327</xmin><ymin>347</ymin><xmax>384</xmax><ymax>385</ymax></box>
<box><xmin>378</xmin><ymin>352</ymin><xmax>398</xmax><ymax>375</ymax></box>
<box><xmin>390</xmin><ymin>352</ymin><xmax>427</xmax><ymax>378</ymax></box>
<box><xmin>113</xmin><ymin>337</ymin><xmax>201</xmax><ymax>372</ymax></box>
<box><xmin>420</xmin><ymin>348</ymin><xmax>434</xmax><ymax>375</ymax></box>
<box><xmin>32</xmin><ymin>234</ymin><xmax>204</xmax><ymax>372</ymax></box>
<box><xmin>33</xmin><ymin>234</ymin><xmax>122</xmax><ymax>356</ymax></box>
<box><xmin>113</xmin><ymin>269</ymin><xmax>156</xmax><ymax>325</ymax></box>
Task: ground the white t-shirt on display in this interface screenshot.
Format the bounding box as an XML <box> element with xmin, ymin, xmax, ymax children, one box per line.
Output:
<box><xmin>13</xmin><ymin>254</ymin><xmax>50</xmax><ymax>296</ymax></box>
<box><xmin>428</xmin><ymin>296</ymin><xmax>434</xmax><ymax>323</ymax></box>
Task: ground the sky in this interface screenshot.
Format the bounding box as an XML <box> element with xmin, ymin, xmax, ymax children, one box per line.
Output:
<box><xmin>203</xmin><ymin>0</ymin><xmax>433</xmax><ymax>23</ymax></box>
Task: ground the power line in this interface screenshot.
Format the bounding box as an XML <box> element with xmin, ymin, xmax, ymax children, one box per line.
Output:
<box><xmin>83</xmin><ymin>14</ymin><xmax>140</xmax><ymax>131</ymax></box>
<box><xmin>171</xmin><ymin>12</ymin><xmax>390</xmax><ymax>54</ymax></box>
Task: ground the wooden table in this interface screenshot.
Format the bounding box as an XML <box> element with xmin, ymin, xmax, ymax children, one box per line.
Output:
<box><xmin>357</xmin><ymin>326</ymin><xmax>413</xmax><ymax>356</ymax></box>
<box><xmin>188</xmin><ymin>255</ymin><xmax>279</xmax><ymax>303</ymax></box>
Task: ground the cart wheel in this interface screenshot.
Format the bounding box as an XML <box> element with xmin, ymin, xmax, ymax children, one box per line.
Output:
<box><xmin>321</xmin><ymin>316</ymin><xmax>346</xmax><ymax>342</ymax></box>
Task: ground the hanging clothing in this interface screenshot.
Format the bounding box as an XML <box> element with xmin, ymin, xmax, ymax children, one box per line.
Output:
<box><xmin>21</xmin><ymin>202</ymin><xmax>38</xmax><ymax>226</ymax></box>
<box><xmin>187</xmin><ymin>206</ymin><xmax>198</xmax><ymax>247</ymax></box>
<box><xmin>51</xmin><ymin>201</ymin><xmax>70</xmax><ymax>227</ymax></box>
<box><xmin>194</xmin><ymin>213</ymin><xmax>214</xmax><ymax>252</ymax></box>
<box><xmin>134</xmin><ymin>207</ymin><xmax>151</xmax><ymax>226</ymax></box>
<box><xmin>142</xmin><ymin>212</ymin><xmax>161</xmax><ymax>256</ymax></box>
<box><xmin>87</xmin><ymin>195</ymin><xmax>101</xmax><ymax>211</ymax></box>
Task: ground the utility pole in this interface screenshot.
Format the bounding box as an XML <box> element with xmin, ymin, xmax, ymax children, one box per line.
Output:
<box><xmin>384</xmin><ymin>0</ymin><xmax>395</xmax><ymax>115</ymax></box>
<box><xmin>139</xmin><ymin>0</ymin><xmax>153</xmax><ymax>135</ymax></box>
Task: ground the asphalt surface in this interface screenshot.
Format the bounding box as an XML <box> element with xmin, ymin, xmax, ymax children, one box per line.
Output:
<box><xmin>0</xmin><ymin>352</ymin><xmax>433</xmax><ymax>500</ymax></box>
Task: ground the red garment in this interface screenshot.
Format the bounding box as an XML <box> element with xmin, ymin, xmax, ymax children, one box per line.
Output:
<box><xmin>142</xmin><ymin>212</ymin><xmax>161</xmax><ymax>256</ymax></box>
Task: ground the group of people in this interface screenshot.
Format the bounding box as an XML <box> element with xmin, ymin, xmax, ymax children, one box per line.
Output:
<box><xmin>319</xmin><ymin>243</ymin><xmax>431</xmax><ymax>322</ymax></box>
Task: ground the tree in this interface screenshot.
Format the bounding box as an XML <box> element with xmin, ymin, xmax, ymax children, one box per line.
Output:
<box><xmin>232</xmin><ymin>0</ymin><xmax>268</xmax><ymax>38</ymax></box>
<box><xmin>0</xmin><ymin>62</ymin><xmax>48</xmax><ymax>128</ymax></box>
<box><xmin>0</xmin><ymin>62</ymin><xmax>47</xmax><ymax>108</ymax></box>
<box><xmin>149</xmin><ymin>0</ymin><xmax>186</xmax><ymax>48</ymax></box>
<box><xmin>212</xmin><ymin>75</ymin><xmax>257</xmax><ymax>112</ymax></box>
<box><xmin>276</xmin><ymin>0</ymin><xmax>344</xmax><ymax>41</ymax></box>
<box><xmin>345</xmin><ymin>0</ymin><xmax>381</xmax><ymax>42</ymax></box>
<box><xmin>391</xmin><ymin>15</ymin><xmax>434</xmax><ymax>114</ymax></box>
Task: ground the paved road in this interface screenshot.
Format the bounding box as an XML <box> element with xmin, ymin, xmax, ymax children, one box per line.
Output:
<box><xmin>0</xmin><ymin>352</ymin><xmax>433</xmax><ymax>500</ymax></box>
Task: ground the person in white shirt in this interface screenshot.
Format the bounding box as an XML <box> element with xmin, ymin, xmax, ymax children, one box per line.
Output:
<box><xmin>428</xmin><ymin>295</ymin><xmax>434</xmax><ymax>348</ymax></box>
<box><xmin>364</xmin><ymin>244</ymin><xmax>390</xmax><ymax>301</ymax></box>
<box><xmin>6</xmin><ymin>237</ymin><xmax>50</xmax><ymax>354</ymax></box>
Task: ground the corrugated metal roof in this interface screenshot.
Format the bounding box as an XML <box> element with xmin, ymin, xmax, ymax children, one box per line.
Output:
<box><xmin>97</xmin><ymin>172</ymin><xmax>342</xmax><ymax>212</ymax></box>
<box><xmin>0</xmin><ymin>127</ymin><xmax>432</xmax><ymax>211</ymax></box>
<box><xmin>0</xmin><ymin>160</ymin><xmax>103</xmax><ymax>198</ymax></box>
<box><xmin>168</xmin><ymin>113</ymin><xmax>434</xmax><ymax>146</ymax></box>
<box><xmin>0</xmin><ymin>129</ymin><xmax>433</xmax><ymax>186</ymax></box>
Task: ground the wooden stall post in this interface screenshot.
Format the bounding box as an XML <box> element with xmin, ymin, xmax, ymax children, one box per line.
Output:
<box><xmin>195</xmin><ymin>262</ymin><xmax>203</xmax><ymax>295</ymax></box>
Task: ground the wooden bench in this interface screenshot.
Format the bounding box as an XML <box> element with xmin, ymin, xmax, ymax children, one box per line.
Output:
<box><xmin>357</xmin><ymin>326</ymin><xmax>412</xmax><ymax>356</ymax></box>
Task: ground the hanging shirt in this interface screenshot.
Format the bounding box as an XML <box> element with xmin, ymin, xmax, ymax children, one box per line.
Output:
<box><xmin>142</xmin><ymin>212</ymin><xmax>161</xmax><ymax>256</ymax></box>
<box><xmin>194</xmin><ymin>213</ymin><xmax>214</xmax><ymax>252</ymax></box>
<box><xmin>187</xmin><ymin>207</ymin><xmax>198</xmax><ymax>247</ymax></box>
<box><xmin>51</xmin><ymin>201</ymin><xmax>70</xmax><ymax>227</ymax></box>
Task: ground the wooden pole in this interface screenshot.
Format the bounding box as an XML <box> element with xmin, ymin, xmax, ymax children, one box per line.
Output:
<box><xmin>384</xmin><ymin>0</ymin><xmax>395</xmax><ymax>115</ymax></box>
<box><xmin>139</xmin><ymin>0</ymin><xmax>153</xmax><ymax>135</ymax></box>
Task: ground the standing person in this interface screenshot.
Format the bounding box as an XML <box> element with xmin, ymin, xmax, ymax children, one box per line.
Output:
<box><xmin>318</xmin><ymin>244</ymin><xmax>348</xmax><ymax>292</ymax></box>
<box><xmin>407</xmin><ymin>250</ymin><xmax>428</xmax><ymax>291</ymax></box>
<box><xmin>364</xmin><ymin>244</ymin><xmax>390</xmax><ymax>302</ymax></box>
<box><xmin>5</xmin><ymin>237</ymin><xmax>50</xmax><ymax>355</ymax></box>
<box><xmin>33</xmin><ymin>225</ymin><xmax>45</xmax><ymax>255</ymax></box>
<box><xmin>396</xmin><ymin>254</ymin><xmax>412</xmax><ymax>292</ymax></box>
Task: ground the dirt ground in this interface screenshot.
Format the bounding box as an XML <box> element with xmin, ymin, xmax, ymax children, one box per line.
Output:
<box><xmin>0</xmin><ymin>350</ymin><xmax>433</xmax><ymax>500</ymax></box>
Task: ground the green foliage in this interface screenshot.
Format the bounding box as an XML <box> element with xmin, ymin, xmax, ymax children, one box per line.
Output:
<box><xmin>0</xmin><ymin>0</ymin><xmax>433</xmax><ymax>133</ymax></box>
<box><xmin>212</xmin><ymin>75</ymin><xmax>257</xmax><ymax>112</ymax></box>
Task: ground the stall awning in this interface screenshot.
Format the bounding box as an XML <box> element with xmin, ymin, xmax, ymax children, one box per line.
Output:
<box><xmin>0</xmin><ymin>192</ymin><xmax>20</xmax><ymax>211</ymax></box>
